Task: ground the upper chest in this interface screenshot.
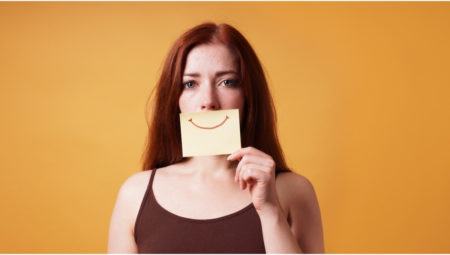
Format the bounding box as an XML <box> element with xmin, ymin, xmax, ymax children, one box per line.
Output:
<box><xmin>150</xmin><ymin>168</ymin><xmax>292</xmax><ymax>220</ymax></box>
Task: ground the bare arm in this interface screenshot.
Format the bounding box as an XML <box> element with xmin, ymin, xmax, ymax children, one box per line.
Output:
<box><xmin>107</xmin><ymin>171</ymin><xmax>150</xmax><ymax>253</ymax></box>
<box><xmin>259</xmin><ymin>172</ymin><xmax>324</xmax><ymax>253</ymax></box>
<box><xmin>259</xmin><ymin>205</ymin><xmax>304</xmax><ymax>253</ymax></box>
<box><xmin>229</xmin><ymin>147</ymin><xmax>324</xmax><ymax>253</ymax></box>
<box><xmin>288</xmin><ymin>174</ymin><xmax>325</xmax><ymax>253</ymax></box>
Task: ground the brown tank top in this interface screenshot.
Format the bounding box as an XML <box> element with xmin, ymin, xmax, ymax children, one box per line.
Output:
<box><xmin>134</xmin><ymin>168</ymin><xmax>266</xmax><ymax>253</ymax></box>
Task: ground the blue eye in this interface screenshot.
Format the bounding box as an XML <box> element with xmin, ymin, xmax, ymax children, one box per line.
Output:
<box><xmin>222</xmin><ymin>79</ymin><xmax>239</xmax><ymax>87</ymax></box>
<box><xmin>183</xmin><ymin>81</ymin><xmax>195</xmax><ymax>89</ymax></box>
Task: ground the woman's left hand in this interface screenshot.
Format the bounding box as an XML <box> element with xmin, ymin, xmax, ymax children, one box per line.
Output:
<box><xmin>227</xmin><ymin>147</ymin><xmax>281</xmax><ymax>214</ymax></box>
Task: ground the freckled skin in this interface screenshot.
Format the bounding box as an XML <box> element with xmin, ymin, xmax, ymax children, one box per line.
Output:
<box><xmin>109</xmin><ymin>32</ymin><xmax>323</xmax><ymax>255</ymax></box>
<box><xmin>179</xmin><ymin>43</ymin><xmax>244</xmax><ymax>120</ymax></box>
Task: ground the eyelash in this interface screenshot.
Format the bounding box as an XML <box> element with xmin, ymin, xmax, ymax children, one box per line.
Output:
<box><xmin>182</xmin><ymin>79</ymin><xmax>240</xmax><ymax>89</ymax></box>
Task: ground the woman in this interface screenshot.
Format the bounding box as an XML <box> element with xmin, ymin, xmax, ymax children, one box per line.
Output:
<box><xmin>108</xmin><ymin>22</ymin><xmax>324</xmax><ymax>253</ymax></box>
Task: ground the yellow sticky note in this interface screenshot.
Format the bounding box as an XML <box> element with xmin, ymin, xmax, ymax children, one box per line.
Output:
<box><xmin>180</xmin><ymin>109</ymin><xmax>241</xmax><ymax>157</ymax></box>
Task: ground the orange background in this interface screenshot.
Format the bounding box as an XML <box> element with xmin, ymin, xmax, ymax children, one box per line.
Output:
<box><xmin>1</xmin><ymin>2</ymin><xmax>449</xmax><ymax>253</ymax></box>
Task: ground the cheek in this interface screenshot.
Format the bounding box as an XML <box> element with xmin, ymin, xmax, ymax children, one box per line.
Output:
<box><xmin>178</xmin><ymin>92</ymin><xmax>189</xmax><ymax>113</ymax></box>
<box><xmin>235</xmin><ymin>91</ymin><xmax>245</xmax><ymax>111</ymax></box>
<box><xmin>223</xmin><ymin>91</ymin><xmax>245</xmax><ymax>121</ymax></box>
<box><xmin>236</xmin><ymin>91</ymin><xmax>245</xmax><ymax>124</ymax></box>
<box><xmin>220</xmin><ymin>89</ymin><xmax>244</xmax><ymax>108</ymax></box>
<box><xmin>236</xmin><ymin>98</ymin><xmax>245</xmax><ymax>118</ymax></box>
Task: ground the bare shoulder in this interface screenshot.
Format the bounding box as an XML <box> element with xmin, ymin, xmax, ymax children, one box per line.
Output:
<box><xmin>276</xmin><ymin>171</ymin><xmax>318</xmax><ymax>206</ymax></box>
<box><xmin>108</xmin><ymin>170</ymin><xmax>153</xmax><ymax>253</ymax></box>
<box><xmin>276</xmin><ymin>171</ymin><xmax>325</xmax><ymax>253</ymax></box>
<box><xmin>119</xmin><ymin>170</ymin><xmax>152</xmax><ymax>197</ymax></box>
<box><xmin>111</xmin><ymin>170</ymin><xmax>153</xmax><ymax>223</ymax></box>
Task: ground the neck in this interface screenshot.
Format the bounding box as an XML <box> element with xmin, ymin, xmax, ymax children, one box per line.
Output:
<box><xmin>180</xmin><ymin>155</ymin><xmax>237</xmax><ymax>181</ymax></box>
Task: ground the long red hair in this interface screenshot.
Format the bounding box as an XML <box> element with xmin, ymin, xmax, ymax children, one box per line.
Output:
<box><xmin>142</xmin><ymin>22</ymin><xmax>290</xmax><ymax>175</ymax></box>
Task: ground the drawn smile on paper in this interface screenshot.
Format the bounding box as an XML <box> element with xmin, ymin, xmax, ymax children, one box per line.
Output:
<box><xmin>188</xmin><ymin>115</ymin><xmax>229</xmax><ymax>130</ymax></box>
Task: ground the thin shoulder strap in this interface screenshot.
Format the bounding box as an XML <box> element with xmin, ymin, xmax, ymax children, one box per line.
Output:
<box><xmin>149</xmin><ymin>168</ymin><xmax>157</xmax><ymax>188</ymax></box>
<box><xmin>134</xmin><ymin>168</ymin><xmax>158</xmax><ymax>243</ymax></box>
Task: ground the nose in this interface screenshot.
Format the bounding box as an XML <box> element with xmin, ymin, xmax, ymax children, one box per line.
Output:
<box><xmin>200</xmin><ymin>83</ymin><xmax>219</xmax><ymax>111</ymax></box>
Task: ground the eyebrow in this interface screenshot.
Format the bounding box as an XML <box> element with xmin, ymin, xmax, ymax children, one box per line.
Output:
<box><xmin>183</xmin><ymin>70</ymin><xmax>239</xmax><ymax>77</ymax></box>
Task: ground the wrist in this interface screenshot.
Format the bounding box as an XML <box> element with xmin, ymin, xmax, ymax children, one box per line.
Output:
<box><xmin>256</xmin><ymin>204</ymin><xmax>302</xmax><ymax>253</ymax></box>
<box><xmin>256</xmin><ymin>203</ymin><xmax>284</xmax><ymax>222</ymax></box>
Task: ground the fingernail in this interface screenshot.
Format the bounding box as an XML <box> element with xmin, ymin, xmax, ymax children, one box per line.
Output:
<box><xmin>227</xmin><ymin>154</ymin><xmax>232</xmax><ymax>160</ymax></box>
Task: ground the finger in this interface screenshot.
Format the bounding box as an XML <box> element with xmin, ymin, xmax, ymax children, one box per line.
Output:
<box><xmin>242</xmin><ymin>166</ymin><xmax>267</xmax><ymax>190</ymax></box>
<box><xmin>235</xmin><ymin>154</ymin><xmax>274</xmax><ymax>186</ymax></box>
<box><xmin>240</xmin><ymin>164</ymin><xmax>267</xmax><ymax>190</ymax></box>
<box><xmin>239</xmin><ymin>164</ymin><xmax>250</xmax><ymax>190</ymax></box>
<box><xmin>242</xmin><ymin>164</ymin><xmax>266</xmax><ymax>182</ymax></box>
<box><xmin>245</xmin><ymin>177</ymin><xmax>256</xmax><ymax>191</ymax></box>
<box><xmin>235</xmin><ymin>155</ymin><xmax>266</xmax><ymax>182</ymax></box>
<box><xmin>227</xmin><ymin>146</ymin><xmax>268</xmax><ymax>161</ymax></box>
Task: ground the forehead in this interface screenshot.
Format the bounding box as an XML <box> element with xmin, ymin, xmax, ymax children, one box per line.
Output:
<box><xmin>183</xmin><ymin>43</ymin><xmax>239</xmax><ymax>74</ymax></box>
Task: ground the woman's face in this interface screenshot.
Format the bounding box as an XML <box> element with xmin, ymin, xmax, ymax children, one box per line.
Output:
<box><xmin>179</xmin><ymin>43</ymin><xmax>244</xmax><ymax>118</ymax></box>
